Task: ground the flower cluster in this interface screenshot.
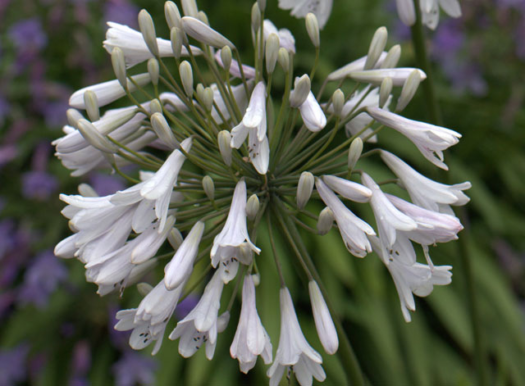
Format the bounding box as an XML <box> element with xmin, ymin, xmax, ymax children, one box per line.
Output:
<box><xmin>55</xmin><ymin>0</ymin><xmax>470</xmax><ymax>384</ymax></box>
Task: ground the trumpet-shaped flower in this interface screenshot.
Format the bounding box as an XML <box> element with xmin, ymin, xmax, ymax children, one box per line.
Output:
<box><xmin>278</xmin><ymin>0</ymin><xmax>333</xmax><ymax>29</ymax></box>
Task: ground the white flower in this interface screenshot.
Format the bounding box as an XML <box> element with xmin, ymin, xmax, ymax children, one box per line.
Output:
<box><xmin>169</xmin><ymin>267</ymin><xmax>230</xmax><ymax>359</ymax></box>
<box><xmin>69</xmin><ymin>74</ymin><xmax>151</xmax><ymax>109</ymax></box>
<box><xmin>211</xmin><ymin>179</ymin><xmax>261</xmax><ymax>267</ymax></box>
<box><xmin>370</xmin><ymin>235</ymin><xmax>452</xmax><ymax>322</ymax></box>
<box><xmin>267</xmin><ymin>287</ymin><xmax>326</xmax><ymax>386</ymax></box>
<box><xmin>316</xmin><ymin>178</ymin><xmax>375</xmax><ymax>257</ymax></box>
<box><xmin>299</xmin><ymin>92</ymin><xmax>326</xmax><ymax>132</ymax></box>
<box><xmin>380</xmin><ymin>150</ymin><xmax>471</xmax><ymax>214</ymax></box>
<box><xmin>361</xmin><ymin>172</ymin><xmax>417</xmax><ymax>249</ymax></box>
<box><xmin>326</xmin><ymin>52</ymin><xmax>388</xmax><ymax>81</ymax></box>
<box><xmin>181</xmin><ymin>16</ymin><xmax>235</xmax><ymax>48</ymax></box>
<box><xmin>103</xmin><ymin>22</ymin><xmax>202</xmax><ymax>68</ymax></box>
<box><xmin>348</xmin><ymin>68</ymin><xmax>427</xmax><ymax>86</ymax></box>
<box><xmin>368</xmin><ymin>107</ymin><xmax>461</xmax><ymax>169</ymax></box>
<box><xmin>309</xmin><ymin>280</ymin><xmax>338</xmax><ymax>355</ymax></box>
<box><xmin>115</xmin><ymin>280</ymin><xmax>184</xmax><ymax>355</ymax></box>
<box><xmin>278</xmin><ymin>0</ymin><xmax>333</xmax><ymax>29</ymax></box>
<box><xmin>263</xmin><ymin>20</ymin><xmax>296</xmax><ymax>53</ymax></box>
<box><xmin>386</xmin><ymin>193</ymin><xmax>463</xmax><ymax>245</ymax></box>
<box><xmin>395</xmin><ymin>0</ymin><xmax>416</xmax><ymax>26</ymax></box>
<box><xmin>421</xmin><ymin>0</ymin><xmax>462</xmax><ymax>30</ymax></box>
<box><xmin>322</xmin><ymin>175</ymin><xmax>372</xmax><ymax>203</ymax></box>
<box><xmin>164</xmin><ymin>221</ymin><xmax>204</xmax><ymax>290</ymax></box>
<box><xmin>230</xmin><ymin>275</ymin><xmax>272</xmax><ymax>373</ymax></box>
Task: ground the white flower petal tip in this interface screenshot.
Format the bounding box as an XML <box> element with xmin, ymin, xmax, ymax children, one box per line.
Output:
<box><xmin>316</xmin><ymin>178</ymin><xmax>375</xmax><ymax>258</ymax></box>
<box><xmin>299</xmin><ymin>92</ymin><xmax>326</xmax><ymax>132</ymax></box>
<box><xmin>369</xmin><ymin>107</ymin><xmax>460</xmax><ymax>169</ymax></box>
<box><xmin>181</xmin><ymin>16</ymin><xmax>235</xmax><ymax>49</ymax></box>
<box><xmin>322</xmin><ymin>175</ymin><xmax>372</xmax><ymax>203</ymax></box>
<box><xmin>278</xmin><ymin>0</ymin><xmax>333</xmax><ymax>29</ymax></box>
<box><xmin>230</xmin><ymin>275</ymin><xmax>273</xmax><ymax>373</ymax></box>
<box><xmin>267</xmin><ymin>287</ymin><xmax>326</xmax><ymax>386</ymax></box>
<box><xmin>309</xmin><ymin>281</ymin><xmax>338</xmax><ymax>355</ymax></box>
<box><xmin>348</xmin><ymin>68</ymin><xmax>427</xmax><ymax>86</ymax></box>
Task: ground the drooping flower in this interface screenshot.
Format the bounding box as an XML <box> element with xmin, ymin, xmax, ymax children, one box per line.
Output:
<box><xmin>278</xmin><ymin>0</ymin><xmax>333</xmax><ymax>29</ymax></box>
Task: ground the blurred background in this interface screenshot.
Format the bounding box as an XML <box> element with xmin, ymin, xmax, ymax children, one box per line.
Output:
<box><xmin>1</xmin><ymin>0</ymin><xmax>524</xmax><ymax>385</ymax></box>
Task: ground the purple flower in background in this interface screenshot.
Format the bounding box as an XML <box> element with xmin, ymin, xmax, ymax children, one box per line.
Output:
<box><xmin>175</xmin><ymin>294</ymin><xmax>199</xmax><ymax>320</ymax></box>
<box><xmin>9</xmin><ymin>18</ymin><xmax>47</xmax><ymax>52</ymax></box>
<box><xmin>69</xmin><ymin>341</ymin><xmax>91</xmax><ymax>386</ymax></box>
<box><xmin>22</xmin><ymin>171</ymin><xmax>59</xmax><ymax>200</ymax></box>
<box><xmin>0</xmin><ymin>145</ymin><xmax>17</xmax><ymax>169</ymax></box>
<box><xmin>113</xmin><ymin>351</ymin><xmax>157</xmax><ymax>386</ymax></box>
<box><xmin>432</xmin><ymin>19</ymin><xmax>464</xmax><ymax>57</ymax></box>
<box><xmin>0</xmin><ymin>96</ymin><xmax>9</xmax><ymax>126</ymax></box>
<box><xmin>89</xmin><ymin>173</ymin><xmax>126</xmax><ymax>196</ymax></box>
<box><xmin>0</xmin><ymin>220</ymin><xmax>16</xmax><ymax>260</ymax></box>
<box><xmin>0</xmin><ymin>344</ymin><xmax>29</xmax><ymax>386</ymax></box>
<box><xmin>104</xmin><ymin>0</ymin><xmax>139</xmax><ymax>28</ymax></box>
<box><xmin>18</xmin><ymin>250</ymin><xmax>67</xmax><ymax>308</ymax></box>
<box><xmin>43</xmin><ymin>99</ymin><xmax>70</xmax><ymax>127</ymax></box>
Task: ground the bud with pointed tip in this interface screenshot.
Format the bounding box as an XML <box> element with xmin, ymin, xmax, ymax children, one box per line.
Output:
<box><xmin>221</xmin><ymin>46</ymin><xmax>232</xmax><ymax>71</ymax></box>
<box><xmin>181</xmin><ymin>0</ymin><xmax>199</xmax><ymax>17</ymax></box>
<box><xmin>202</xmin><ymin>175</ymin><xmax>215</xmax><ymax>201</ymax></box>
<box><xmin>111</xmin><ymin>47</ymin><xmax>127</xmax><ymax>89</ymax></box>
<box><xmin>150</xmin><ymin>98</ymin><xmax>163</xmax><ymax>115</ymax></box>
<box><xmin>137</xmin><ymin>282</ymin><xmax>153</xmax><ymax>296</ymax></box>
<box><xmin>278</xmin><ymin>47</ymin><xmax>289</xmax><ymax>73</ymax></box>
<box><xmin>317</xmin><ymin>207</ymin><xmax>334</xmax><ymax>235</ymax></box>
<box><xmin>83</xmin><ymin>90</ymin><xmax>100</xmax><ymax>122</ymax></box>
<box><xmin>305</xmin><ymin>13</ymin><xmax>320</xmax><ymax>48</ymax></box>
<box><xmin>181</xmin><ymin>16</ymin><xmax>235</xmax><ymax>49</ymax></box>
<box><xmin>379</xmin><ymin>77</ymin><xmax>393</xmax><ymax>108</ymax></box>
<box><xmin>170</xmin><ymin>27</ymin><xmax>183</xmax><ymax>58</ymax></box>
<box><xmin>297</xmin><ymin>171</ymin><xmax>315</xmax><ymax>210</ymax></box>
<box><xmin>67</xmin><ymin>109</ymin><xmax>83</xmax><ymax>129</ymax></box>
<box><xmin>78</xmin><ymin>183</ymin><xmax>97</xmax><ymax>197</ymax></box>
<box><xmin>265</xmin><ymin>33</ymin><xmax>280</xmax><ymax>74</ymax></box>
<box><xmin>251</xmin><ymin>3</ymin><xmax>261</xmax><ymax>33</ymax></box>
<box><xmin>151</xmin><ymin>112</ymin><xmax>179</xmax><ymax>148</ymax></box>
<box><xmin>257</xmin><ymin>0</ymin><xmax>266</xmax><ymax>12</ymax></box>
<box><xmin>380</xmin><ymin>44</ymin><xmax>401</xmax><ymax>69</ymax></box>
<box><xmin>309</xmin><ymin>280</ymin><xmax>339</xmax><ymax>355</ymax></box>
<box><xmin>365</xmin><ymin>27</ymin><xmax>388</xmax><ymax>70</ymax></box>
<box><xmin>77</xmin><ymin>119</ymin><xmax>118</xmax><ymax>153</ymax></box>
<box><xmin>246</xmin><ymin>194</ymin><xmax>260</xmax><ymax>221</ymax></box>
<box><xmin>290</xmin><ymin>75</ymin><xmax>311</xmax><ymax>108</ymax></box>
<box><xmin>179</xmin><ymin>61</ymin><xmax>194</xmax><ymax>97</ymax></box>
<box><xmin>202</xmin><ymin>87</ymin><xmax>214</xmax><ymax>112</ymax></box>
<box><xmin>396</xmin><ymin>70</ymin><xmax>421</xmax><ymax>112</ymax></box>
<box><xmin>165</xmin><ymin>1</ymin><xmax>182</xmax><ymax>30</ymax></box>
<box><xmin>197</xmin><ymin>11</ymin><xmax>209</xmax><ymax>25</ymax></box>
<box><xmin>147</xmin><ymin>58</ymin><xmax>160</xmax><ymax>86</ymax></box>
<box><xmin>218</xmin><ymin>130</ymin><xmax>232</xmax><ymax>166</ymax></box>
<box><xmin>138</xmin><ymin>9</ymin><xmax>159</xmax><ymax>57</ymax></box>
<box><xmin>168</xmin><ymin>228</ymin><xmax>184</xmax><ymax>251</ymax></box>
<box><xmin>332</xmin><ymin>89</ymin><xmax>344</xmax><ymax>117</ymax></box>
<box><xmin>348</xmin><ymin>137</ymin><xmax>363</xmax><ymax>171</ymax></box>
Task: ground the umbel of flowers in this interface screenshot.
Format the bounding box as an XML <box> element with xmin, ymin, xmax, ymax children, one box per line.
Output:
<box><xmin>54</xmin><ymin>0</ymin><xmax>470</xmax><ymax>384</ymax></box>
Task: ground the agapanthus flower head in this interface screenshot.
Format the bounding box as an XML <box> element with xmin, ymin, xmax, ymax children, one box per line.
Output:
<box><xmin>54</xmin><ymin>2</ymin><xmax>470</xmax><ymax>384</ymax></box>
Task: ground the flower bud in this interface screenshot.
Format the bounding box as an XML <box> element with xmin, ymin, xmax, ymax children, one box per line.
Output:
<box><xmin>111</xmin><ymin>47</ymin><xmax>127</xmax><ymax>89</ymax></box>
<box><xmin>251</xmin><ymin>3</ymin><xmax>261</xmax><ymax>33</ymax></box>
<box><xmin>220</xmin><ymin>46</ymin><xmax>232</xmax><ymax>71</ymax></box>
<box><xmin>305</xmin><ymin>13</ymin><xmax>320</xmax><ymax>48</ymax></box>
<box><xmin>137</xmin><ymin>282</ymin><xmax>153</xmax><ymax>296</ymax></box>
<box><xmin>149</xmin><ymin>98</ymin><xmax>163</xmax><ymax>115</ymax></box>
<box><xmin>380</xmin><ymin>44</ymin><xmax>401</xmax><ymax>69</ymax></box>
<box><xmin>379</xmin><ymin>77</ymin><xmax>393</xmax><ymax>108</ymax></box>
<box><xmin>179</xmin><ymin>60</ymin><xmax>194</xmax><ymax>97</ymax></box>
<box><xmin>78</xmin><ymin>183</ymin><xmax>97</xmax><ymax>197</ymax></box>
<box><xmin>83</xmin><ymin>91</ymin><xmax>100</xmax><ymax>122</ymax></box>
<box><xmin>309</xmin><ymin>280</ymin><xmax>339</xmax><ymax>355</ymax></box>
<box><xmin>218</xmin><ymin>130</ymin><xmax>232</xmax><ymax>166</ymax></box>
<box><xmin>197</xmin><ymin>11</ymin><xmax>209</xmax><ymax>25</ymax></box>
<box><xmin>181</xmin><ymin>0</ymin><xmax>199</xmax><ymax>17</ymax></box>
<box><xmin>290</xmin><ymin>75</ymin><xmax>311</xmax><ymax>108</ymax></box>
<box><xmin>168</xmin><ymin>227</ymin><xmax>184</xmax><ymax>251</ymax></box>
<box><xmin>202</xmin><ymin>87</ymin><xmax>214</xmax><ymax>112</ymax></box>
<box><xmin>265</xmin><ymin>33</ymin><xmax>280</xmax><ymax>74</ymax></box>
<box><xmin>278</xmin><ymin>47</ymin><xmax>289</xmax><ymax>73</ymax></box>
<box><xmin>77</xmin><ymin>119</ymin><xmax>118</xmax><ymax>153</ymax></box>
<box><xmin>246</xmin><ymin>194</ymin><xmax>260</xmax><ymax>221</ymax></box>
<box><xmin>147</xmin><ymin>58</ymin><xmax>160</xmax><ymax>86</ymax></box>
<box><xmin>258</xmin><ymin>0</ymin><xmax>266</xmax><ymax>12</ymax></box>
<box><xmin>165</xmin><ymin>1</ymin><xmax>182</xmax><ymax>30</ymax></box>
<box><xmin>297</xmin><ymin>171</ymin><xmax>315</xmax><ymax>210</ymax></box>
<box><xmin>396</xmin><ymin>69</ymin><xmax>421</xmax><ymax>112</ymax></box>
<box><xmin>251</xmin><ymin>273</ymin><xmax>260</xmax><ymax>286</ymax></box>
<box><xmin>138</xmin><ymin>9</ymin><xmax>159</xmax><ymax>57</ymax></box>
<box><xmin>365</xmin><ymin>26</ymin><xmax>388</xmax><ymax>70</ymax></box>
<box><xmin>348</xmin><ymin>137</ymin><xmax>363</xmax><ymax>171</ymax></box>
<box><xmin>202</xmin><ymin>175</ymin><xmax>215</xmax><ymax>201</ymax></box>
<box><xmin>170</xmin><ymin>27</ymin><xmax>183</xmax><ymax>59</ymax></box>
<box><xmin>151</xmin><ymin>112</ymin><xmax>179</xmax><ymax>148</ymax></box>
<box><xmin>196</xmin><ymin>83</ymin><xmax>205</xmax><ymax>100</ymax></box>
<box><xmin>182</xmin><ymin>16</ymin><xmax>235</xmax><ymax>49</ymax></box>
<box><xmin>332</xmin><ymin>89</ymin><xmax>344</xmax><ymax>117</ymax></box>
<box><xmin>317</xmin><ymin>207</ymin><xmax>334</xmax><ymax>235</ymax></box>
<box><xmin>67</xmin><ymin>109</ymin><xmax>84</xmax><ymax>129</ymax></box>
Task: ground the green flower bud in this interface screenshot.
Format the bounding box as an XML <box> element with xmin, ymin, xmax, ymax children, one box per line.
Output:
<box><xmin>218</xmin><ymin>130</ymin><xmax>232</xmax><ymax>166</ymax></box>
<box><xmin>168</xmin><ymin>227</ymin><xmax>184</xmax><ymax>251</ymax></box>
<box><xmin>111</xmin><ymin>47</ymin><xmax>127</xmax><ymax>89</ymax></box>
<box><xmin>137</xmin><ymin>282</ymin><xmax>153</xmax><ymax>296</ymax></box>
<box><xmin>266</xmin><ymin>33</ymin><xmax>280</xmax><ymax>74</ymax></box>
<box><xmin>170</xmin><ymin>27</ymin><xmax>183</xmax><ymax>59</ymax></box>
<box><xmin>365</xmin><ymin>26</ymin><xmax>388</xmax><ymax>70</ymax></box>
<box><xmin>246</xmin><ymin>194</ymin><xmax>260</xmax><ymax>221</ymax></box>
<box><xmin>332</xmin><ymin>89</ymin><xmax>345</xmax><ymax>117</ymax></box>
<box><xmin>278</xmin><ymin>47</ymin><xmax>290</xmax><ymax>73</ymax></box>
<box><xmin>202</xmin><ymin>175</ymin><xmax>215</xmax><ymax>201</ymax></box>
<box><xmin>380</xmin><ymin>44</ymin><xmax>401</xmax><ymax>69</ymax></box>
<box><xmin>348</xmin><ymin>137</ymin><xmax>363</xmax><ymax>171</ymax></box>
<box><xmin>83</xmin><ymin>90</ymin><xmax>100</xmax><ymax>122</ymax></box>
<box><xmin>379</xmin><ymin>77</ymin><xmax>393</xmax><ymax>108</ymax></box>
<box><xmin>149</xmin><ymin>98</ymin><xmax>163</xmax><ymax>115</ymax></box>
<box><xmin>251</xmin><ymin>3</ymin><xmax>261</xmax><ymax>33</ymax></box>
<box><xmin>181</xmin><ymin>0</ymin><xmax>199</xmax><ymax>17</ymax></box>
<box><xmin>221</xmin><ymin>46</ymin><xmax>232</xmax><ymax>71</ymax></box>
<box><xmin>151</xmin><ymin>112</ymin><xmax>179</xmax><ymax>148</ymax></box>
<box><xmin>297</xmin><ymin>171</ymin><xmax>315</xmax><ymax>210</ymax></box>
<box><xmin>305</xmin><ymin>13</ymin><xmax>320</xmax><ymax>48</ymax></box>
<box><xmin>290</xmin><ymin>75</ymin><xmax>311</xmax><ymax>108</ymax></box>
<box><xmin>396</xmin><ymin>70</ymin><xmax>421</xmax><ymax>112</ymax></box>
<box><xmin>147</xmin><ymin>58</ymin><xmax>160</xmax><ymax>86</ymax></box>
<box><xmin>67</xmin><ymin>108</ymin><xmax>84</xmax><ymax>129</ymax></box>
<box><xmin>317</xmin><ymin>207</ymin><xmax>334</xmax><ymax>235</ymax></box>
<box><xmin>77</xmin><ymin>119</ymin><xmax>118</xmax><ymax>153</ymax></box>
<box><xmin>138</xmin><ymin>9</ymin><xmax>159</xmax><ymax>57</ymax></box>
<box><xmin>165</xmin><ymin>1</ymin><xmax>182</xmax><ymax>30</ymax></box>
<box><xmin>179</xmin><ymin>60</ymin><xmax>194</xmax><ymax>97</ymax></box>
